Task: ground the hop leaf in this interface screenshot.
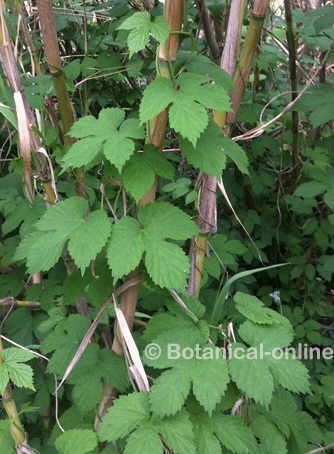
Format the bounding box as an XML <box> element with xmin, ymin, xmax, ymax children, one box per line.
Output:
<box><xmin>16</xmin><ymin>197</ymin><xmax>111</xmax><ymax>274</ymax></box>
<box><xmin>63</xmin><ymin>108</ymin><xmax>145</xmax><ymax>171</ymax></box>
<box><xmin>107</xmin><ymin>202</ymin><xmax>198</xmax><ymax>289</ymax></box>
<box><xmin>140</xmin><ymin>74</ymin><xmax>231</xmax><ymax>146</ymax></box>
<box><xmin>118</xmin><ymin>12</ymin><xmax>170</xmax><ymax>57</ymax></box>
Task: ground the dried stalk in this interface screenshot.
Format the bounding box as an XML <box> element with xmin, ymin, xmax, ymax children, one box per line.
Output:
<box><xmin>0</xmin><ymin>0</ymin><xmax>57</xmax><ymax>205</ymax></box>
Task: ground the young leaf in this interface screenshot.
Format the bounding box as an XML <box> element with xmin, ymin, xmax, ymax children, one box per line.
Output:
<box><xmin>118</xmin><ymin>12</ymin><xmax>170</xmax><ymax>57</ymax></box>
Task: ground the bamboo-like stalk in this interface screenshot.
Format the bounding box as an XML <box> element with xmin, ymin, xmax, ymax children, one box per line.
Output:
<box><xmin>284</xmin><ymin>0</ymin><xmax>299</xmax><ymax>168</ymax></box>
<box><xmin>188</xmin><ymin>0</ymin><xmax>269</xmax><ymax>298</ymax></box>
<box><xmin>228</xmin><ymin>0</ymin><xmax>269</xmax><ymax>123</ymax></box>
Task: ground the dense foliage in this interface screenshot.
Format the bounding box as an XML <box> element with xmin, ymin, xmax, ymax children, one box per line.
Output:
<box><xmin>0</xmin><ymin>0</ymin><xmax>333</xmax><ymax>453</ymax></box>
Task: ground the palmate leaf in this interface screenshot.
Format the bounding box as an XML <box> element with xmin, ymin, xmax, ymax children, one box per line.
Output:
<box><xmin>107</xmin><ymin>202</ymin><xmax>198</xmax><ymax>289</ymax></box>
<box><xmin>63</xmin><ymin>108</ymin><xmax>145</xmax><ymax>172</ymax></box>
<box><xmin>16</xmin><ymin>197</ymin><xmax>111</xmax><ymax>274</ymax></box>
<box><xmin>118</xmin><ymin>11</ymin><xmax>170</xmax><ymax>57</ymax></box>
<box><xmin>140</xmin><ymin>74</ymin><xmax>231</xmax><ymax>146</ymax></box>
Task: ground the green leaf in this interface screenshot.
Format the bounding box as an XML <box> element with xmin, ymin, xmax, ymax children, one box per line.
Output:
<box><xmin>55</xmin><ymin>429</ymin><xmax>98</xmax><ymax>454</ymax></box>
<box><xmin>36</xmin><ymin>197</ymin><xmax>87</xmax><ymax>235</ymax></box>
<box><xmin>159</xmin><ymin>412</ymin><xmax>196</xmax><ymax>454</ymax></box>
<box><xmin>124</xmin><ymin>426</ymin><xmax>163</xmax><ymax>454</ymax></box>
<box><xmin>239</xmin><ymin>320</ymin><xmax>294</xmax><ymax>349</ymax></box>
<box><xmin>68</xmin><ymin>210</ymin><xmax>111</xmax><ymax>273</ymax></box>
<box><xmin>62</xmin><ymin>137</ymin><xmax>103</xmax><ymax>170</ymax></box>
<box><xmin>138</xmin><ymin>202</ymin><xmax>199</xmax><ymax>240</ymax></box>
<box><xmin>228</xmin><ymin>348</ymin><xmax>274</xmax><ymax>407</ymax></box>
<box><xmin>99</xmin><ymin>392</ymin><xmax>150</xmax><ymax>441</ymax></box>
<box><xmin>68</xmin><ymin>115</ymin><xmax>99</xmax><ymax>138</ymax></box>
<box><xmin>3</xmin><ymin>347</ymin><xmax>35</xmax><ymax>363</ymax></box>
<box><xmin>104</xmin><ymin>134</ymin><xmax>135</xmax><ymax>172</ymax></box>
<box><xmin>191</xmin><ymin>351</ymin><xmax>229</xmax><ymax>414</ymax></box>
<box><xmin>169</xmin><ymin>93</ymin><xmax>208</xmax><ymax>146</ymax></box>
<box><xmin>144</xmin><ymin>240</ymin><xmax>189</xmax><ymax>290</ymax></box>
<box><xmin>63</xmin><ymin>109</ymin><xmax>141</xmax><ymax>171</ymax></box>
<box><xmin>139</xmin><ymin>78</ymin><xmax>176</xmax><ymax>123</ymax></box>
<box><xmin>118</xmin><ymin>12</ymin><xmax>169</xmax><ymax>57</ymax></box>
<box><xmin>0</xmin><ymin>365</ymin><xmax>9</xmax><ymax>393</ymax></box>
<box><xmin>16</xmin><ymin>197</ymin><xmax>111</xmax><ymax>274</ymax></box>
<box><xmin>5</xmin><ymin>362</ymin><xmax>35</xmax><ymax>391</ymax></box>
<box><xmin>251</xmin><ymin>416</ymin><xmax>287</xmax><ymax>454</ymax></box>
<box><xmin>234</xmin><ymin>292</ymin><xmax>278</xmax><ymax>325</ymax></box>
<box><xmin>122</xmin><ymin>153</ymin><xmax>156</xmax><ymax>202</ymax></box>
<box><xmin>149</xmin><ymin>368</ymin><xmax>192</xmax><ymax>417</ymax></box>
<box><xmin>181</xmin><ymin>122</ymin><xmax>226</xmax><ymax>176</ymax></box>
<box><xmin>0</xmin><ymin>420</ymin><xmax>15</xmax><ymax>454</ymax></box>
<box><xmin>267</xmin><ymin>355</ymin><xmax>310</xmax><ymax>394</ymax></box>
<box><xmin>294</xmin><ymin>181</ymin><xmax>327</xmax><ymax>198</ymax></box>
<box><xmin>16</xmin><ymin>230</ymin><xmax>66</xmax><ymax>274</ymax></box>
<box><xmin>222</xmin><ymin>137</ymin><xmax>249</xmax><ymax>174</ymax></box>
<box><xmin>178</xmin><ymin>72</ymin><xmax>231</xmax><ymax>112</ymax></box>
<box><xmin>140</xmin><ymin>145</ymin><xmax>175</xmax><ymax>179</ymax></box>
<box><xmin>107</xmin><ymin>217</ymin><xmax>144</xmax><ymax>281</ymax></box>
<box><xmin>213</xmin><ymin>415</ymin><xmax>257</xmax><ymax>454</ymax></box>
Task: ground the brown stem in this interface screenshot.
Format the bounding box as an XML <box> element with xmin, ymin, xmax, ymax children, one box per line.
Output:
<box><xmin>35</xmin><ymin>0</ymin><xmax>75</xmax><ymax>139</ymax></box>
<box><xmin>196</xmin><ymin>0</ymin><xmax>220</xmax><ymax>60</ymax></box>
<box><xmin>284</xmin><ymin>0</ymin><xmax>299</xmax><ymax>168</ymax></box>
